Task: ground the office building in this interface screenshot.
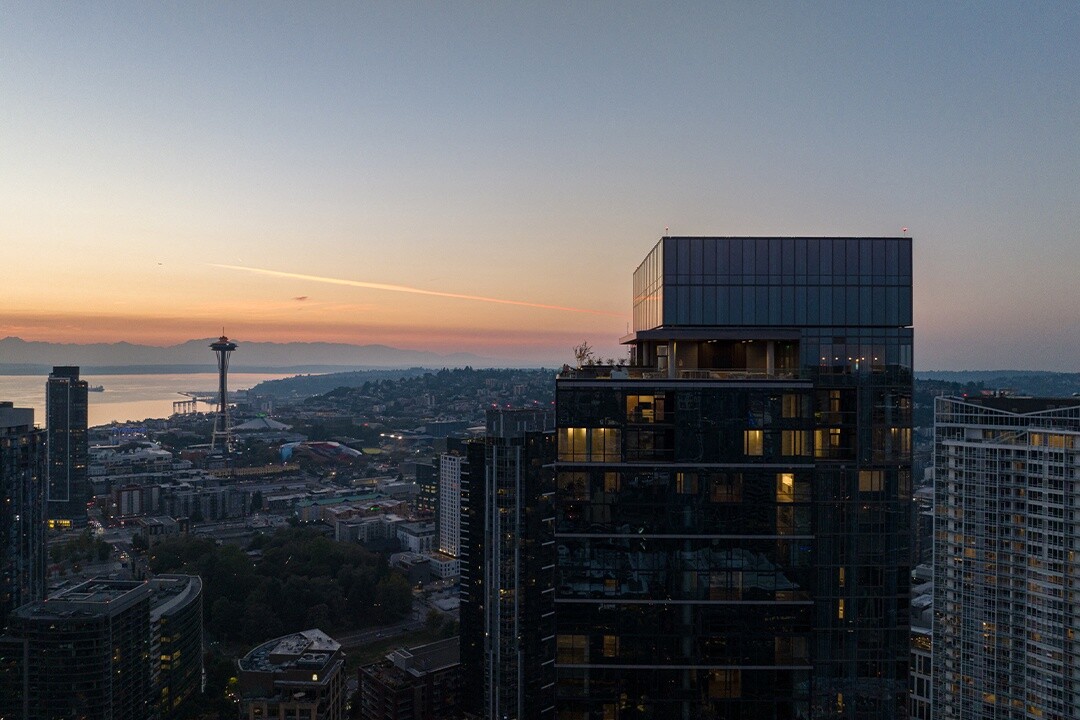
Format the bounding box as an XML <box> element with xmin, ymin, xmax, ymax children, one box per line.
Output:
<box><xmin>238</xmin><ymin>628</ymin><xmax>346</xmax><ymax>720</ymax></box>
<box><xmin>2</xmin><ymin>579</ymin><xmax>152</xmax><ymax>720</ymax></box>
<box><xmin>933</xmin><ymin>396</ymin><xmax>1080</xmax><ymax>719</ymax></box>
<box><xmin>46</xmin><ymin>366</ymin><xmax>89</xmax><ymax>528</ymax></box>
<box><xmin>359</xmin><ymin>637</ymin><xmax>462</xmax><ymax>719</ymax></box>
<box><xmin>554</xmin><ymin>237</ymin><xmax>913</xmax><ymax>718</ymax></box>
<box><xmin>0</xmin><ymin>403</ymin><xmax>46</xmax><ymax>623</ymax></box>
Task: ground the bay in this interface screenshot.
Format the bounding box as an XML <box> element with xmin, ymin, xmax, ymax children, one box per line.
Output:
<box><xmin>0</xmin><ymin>372</ymin><xmax>294</xmax><ymax>428</ymax></box>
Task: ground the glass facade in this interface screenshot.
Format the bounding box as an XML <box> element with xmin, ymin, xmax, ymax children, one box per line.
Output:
<box><xmin>45</xmin><ymin>366</ymin><xmax>89</xmax><ymax>527</ymax></box>
<box><xmin>558</xmin><ymin>237</ymin><xmax>912</xmax><ymax>719</ymax></box>
<box><xmin>633</xmin><ymin>237</ymin><xmax>913</xmax><ymax>332</ymax></box>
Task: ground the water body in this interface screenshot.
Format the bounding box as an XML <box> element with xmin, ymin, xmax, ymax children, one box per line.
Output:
<box><xmin>0</xmin><ymin>372</ymin><xmax>294</xmax><ymax>428</ymax></box>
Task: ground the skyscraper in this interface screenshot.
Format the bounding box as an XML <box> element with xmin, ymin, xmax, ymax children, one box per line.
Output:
<box><xmin>2</xmin><ymin>579</ymin><xmax>152</xmax><ymax>720</ymax></box>
<box><xmin>933</xmin><ymin>396</ymin><xmax>1080</xmax><ymax>720</ymax></box>
<box><xmin>45</xmin><ymin>366</ymin><xmax>88</xmax><ymax>528</ymax></box>
<box><xmin>554</xmin><ymin>237</ymin><xmax>913</xmax><ymax>718</ymax></box>
<box><xmin>481</xmin><ymin>408</ymin><xmax>556</xmax><ymax>720</ymax></box>
<box><xmin>439</xmin><ymin>453</ymin><xmax>464</xmax><ymax>557</ymax></box>
<box><xmin>0</xmin><ymin>402</ymin><xmax>47</xmax><ymax>622</ymax></box>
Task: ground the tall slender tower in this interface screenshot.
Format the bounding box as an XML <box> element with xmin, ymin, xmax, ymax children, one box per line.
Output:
<box><xmin>0</xmin><ymin>402</ymin><xmax>47</xmax><ymax>622</ymax></box>
<box><xmin>45</xmin><ymin>366</ymin><xmax>88</xmax><ymax>528</ymax></box>
<box><xmin>209</xmin><ymin>335</ymin><xmax>238</xmax><ymax>454</ymax></box>
<box><xmin>553</xmin><ymin>237</ymin><xmax>913</xmax><ymax>718</ymax></box>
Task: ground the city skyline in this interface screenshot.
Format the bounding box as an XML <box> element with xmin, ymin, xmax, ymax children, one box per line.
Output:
<box><xmin>3</xmin><ymin>4</ymin><xmax>1079</xmax><ymax>369</ymax></box>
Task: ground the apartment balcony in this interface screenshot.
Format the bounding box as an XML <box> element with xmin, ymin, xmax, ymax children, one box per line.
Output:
<box><xmin>556</xmin><ymin>364</ymin><xmax>802</xmax><ymax>381</ymax></box>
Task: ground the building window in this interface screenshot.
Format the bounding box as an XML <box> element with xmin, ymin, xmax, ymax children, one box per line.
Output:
<box><xmin>781</xmin><ymin>394</ymin><xmax>804</xmax><ymax>419</ymax></box>
<box><xmin>858</xmin><ymin>470</ymin><xmax>883</xmax><ymax>493</ymax></box>
<box><xmin>602</xmin><ymin>635</ymin><xmax>620</xmax><ymax>657</ymax></box>
<box><xmin>781</xmin><ymin>430</ymin><xmax>809</xmax><ymax>456</ymax></box>
<box><xmin>708</xmin><ymin>669</ymin><xmax>741</xmax><ymax>699</ymax></box>
<box><xmin>776</xmin><ymin>473</ymin><xmax>795</xmax><ymax>502</ymax></box>
<box><xmin>744</xmin><ymin>430</ymin><xmax>764</xmax><ymax>456</ymax></box>
<box><xmin>626</xmin><ymin>394</ymin><xmax>664</xmax><ymax>423</ymax></box>
<box><xmin>559</xmin><ymin>428</ymin><xmax>621</xmax><ymax>462</ymax></box>
<box><xmin>557</xmin><ymin>635</ymin><xmax>588</xmax><ymax>664</ymax></box>
<box><xmin>676</xmin><ymin>472</ymin><xmax>698</xmax><ymax>494</ymax></box>
<box><xmin>711</xmin><ymin>473</ymin><xmax>743</xmax><ymax>503</ymax></box>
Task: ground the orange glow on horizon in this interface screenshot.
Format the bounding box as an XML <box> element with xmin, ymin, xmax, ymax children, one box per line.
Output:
<box><xmin>0</xmin><ymin>309</ymin><xmax>625</xmax><ymax>360</ymax></box>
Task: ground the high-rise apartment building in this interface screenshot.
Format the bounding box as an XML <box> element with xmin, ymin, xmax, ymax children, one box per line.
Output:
<box><xmin>0</xmin><ymin>402</ymin><xmax>47</xmax><ymax>622</ymax></box>
<box><xmin>2</xmin><ymin>579</ymin><xmax>152</xmax><ymax>720</ymax></box>
<box><xmin>554</xmin><ymin>236</ymin><xmax>913</xmax><ymax>718</ymax></box>
<box><xmin>439</xmin><ymin>453</ymin><xmax>464</xmax><ymax>557</ymax></box>
<box><xmin>149</xmin><ymin>574</ymin><xmax>204</xmax><ymax>719</ymax></box>
<box><xmin>478</xmin><ymin>408</ymin><xmax>556</xmax><ymax>720</ymax></box>
<box><xmin>46</xmin><ymin>366</ymin><xmax>89</xmax><ymax>528</ymax></box>
<box><xmin>933</xmin><ymin>396</ymin><xmax>1080</xmax><ymax>720</ymax></box>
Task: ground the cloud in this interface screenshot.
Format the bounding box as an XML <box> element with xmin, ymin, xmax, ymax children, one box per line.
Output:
<box><xmin>210</xmin><ymin>264</ymin><xmax>622</xmax><ymax>317</ymax></box>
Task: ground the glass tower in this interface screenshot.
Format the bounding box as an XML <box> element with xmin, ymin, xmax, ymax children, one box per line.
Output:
<box><xmin>554</xmin><ymin>237</ymin><xmax>913</xmax><ymax>719</ymax></box>
<box><xmin>45</xmin><ymin>366</ymin><xmax>88</xmax><ymax>528</ymax></box>
<box><xmin>0</xmin><ymin>403</ymin><xmax>46</xmax><ymax>623</ymax></box>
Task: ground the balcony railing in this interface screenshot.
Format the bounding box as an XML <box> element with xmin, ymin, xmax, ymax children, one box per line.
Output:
<box><xmin>557</xmin><ymin>365</ymin><xmax>800</xmax><ymax>381</ymax></box>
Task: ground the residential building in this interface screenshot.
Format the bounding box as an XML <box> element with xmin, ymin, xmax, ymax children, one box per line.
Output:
<box><xmin>933</xmin><ymin>396</ymin><xmax>1080</xmax><ymax>719</ymax></box>
<box><xmin>482</xmin><ymin>408</ymin><xmax>556</xmax><ymax>720</ymax></box>
<box><xmin>237</xmin><ymin>628</ymin><xmax>346</xmax><ymax>720</ymax></box>
<box><xmin>359</xmin><ymin>637</ymin><xmax>462</xmax><ymax>720</ymax></box>
<box><xmin>0</xmin><ymin>403</ymin><xmax>46</xmax><ymax>622</ymax></box>
<box><xmin>2</xmin><ymin>579</ymin><xmax>153</xmax><ymax>720</ymax></box>
<box><xmin>149</xmin><ymin>574</ymin><xmax>204</xmax><ymax>719</ymax></box>
<box><xmin>439</xmin><ymin>453</ymin><xmax>463</xmax><ymax>557</ymax></box>
<box><xmin>46</xmin><ymin>366</ymin><xmax>89</xmax><ymax>528</ymax></box>
<box><xmin>554</xmin><ymin>236</ymin><xmax>913</xmax><ymax>718</ymax></box>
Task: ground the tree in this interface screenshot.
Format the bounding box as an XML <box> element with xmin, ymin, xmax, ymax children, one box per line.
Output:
<box><xmin>572</xmin><ymin>341</ymin><xmax>595</xmax><ymax>368</ymax></box>
<box><xmin>374</xmin><ymin>574</ymin><xmax>412</xmax><ymax>622</ymax></box>
<box><xmin>131</xmin><ymin>533</ymin><xmax>149</xmax><ymax>554</ymax></box>
<box><xmin>250</xmin><ymin>490</ymin><xmax>264</xmax><ymax>514</ymax></box>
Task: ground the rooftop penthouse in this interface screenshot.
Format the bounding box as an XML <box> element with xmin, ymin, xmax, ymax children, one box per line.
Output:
<box><xmin>561</xmin><ymin>236</ymin><xmax>913</xmax><ymax>382</ymax></box>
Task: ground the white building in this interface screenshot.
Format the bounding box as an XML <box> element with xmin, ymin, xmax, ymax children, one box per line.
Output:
<box><xmin>934</xmin><ymin>396</ymin><xmax>1080</xmax><ymax>719</ymax></box>
<box><xmin>438</xmin><ymin>453</ymin><xmax>463</xmax><ymax>557</ymax></box>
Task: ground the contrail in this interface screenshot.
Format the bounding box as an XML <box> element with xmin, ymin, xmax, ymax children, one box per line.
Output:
<box><xmin>210</xmin><ymin>264</ymin><xmax>622</xmax><ymax>317</ymax></box>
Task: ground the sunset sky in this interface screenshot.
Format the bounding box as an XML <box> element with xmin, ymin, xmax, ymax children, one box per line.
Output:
<box><xmin>2</xmin><ymin>3</ymin><xmax>1079</xmax><ymax>368</ymax></box>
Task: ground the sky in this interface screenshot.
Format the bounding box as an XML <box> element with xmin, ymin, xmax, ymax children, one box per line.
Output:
<box><xmin>2</xmin><ymin>2</ymin><xmax>1078</xmax><ymax>369</ymax></box>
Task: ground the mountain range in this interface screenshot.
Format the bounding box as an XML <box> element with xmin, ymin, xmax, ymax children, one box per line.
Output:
<box><xmin>0</xmin><ymin>337</ymin><xmax>502</xmax><ymax>373</ymax></box>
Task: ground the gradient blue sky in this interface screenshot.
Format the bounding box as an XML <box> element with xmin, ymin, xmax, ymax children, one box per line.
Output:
<box><xmin>2</xmin><ymin>2</ymin><xmax>1078</xmax><ymax>368</ymax></box>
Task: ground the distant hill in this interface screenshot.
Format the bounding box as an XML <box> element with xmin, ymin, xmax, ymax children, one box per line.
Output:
<box><xmin>0</xmin><ymin>337</ymin><xmax>501</xmax><ymax>373</ymax></box>
<box><xmin>916</xmin><ymin>370</ymin><xmax>1080</xmax><ymax>398</ymax></box>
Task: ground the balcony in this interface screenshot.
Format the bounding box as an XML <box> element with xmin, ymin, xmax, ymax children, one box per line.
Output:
<box><xmin>556</xmin><ymin>365</ymin><xmax>801</xmax><ymax>381</ymax></box>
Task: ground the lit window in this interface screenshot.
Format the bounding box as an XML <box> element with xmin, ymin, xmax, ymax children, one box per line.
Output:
<box><xmin>744</xmin><ymin>430</ymin><xmax>764</xmax><ymax>456</ymax></box>
<box><xmin>859</xmin><ymin>470</ymin><xmax>883</xmax><ymax>492</ymax></box>
<box><xmin>781</xmin><ymin>431</ymin><xmax>809</xmax><ymax>456</ymax></box>
<box><xmin>602</xmin><ymin>635</ymin><xmax>619</xmax><ymax>657</ymax></box>
<box><xmin>776</xmin><ymin>473</ymin><xmax>795</xmax><ymax>503</ymax></box>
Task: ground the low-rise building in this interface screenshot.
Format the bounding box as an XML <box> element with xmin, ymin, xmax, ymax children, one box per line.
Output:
<box><xmin>397</xmin><ymin>521</ymin><xmax>436</xmax><ymax>554</ymax></box>
<box><xmin>359</xmin><ymin>638</ymin><xmax>461</xmax><ymax>720</ymax></box>
<box><xmin>238</xmin><ymin>628</ymin><xmax>346</xmax><ymax>720</ymax></box>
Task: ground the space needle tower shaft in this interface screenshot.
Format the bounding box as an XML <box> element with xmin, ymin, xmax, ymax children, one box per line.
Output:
<box><xmin>210</xmin><ymin>334</ymin><xmax>238</xmax><ymax>453</ymax></box>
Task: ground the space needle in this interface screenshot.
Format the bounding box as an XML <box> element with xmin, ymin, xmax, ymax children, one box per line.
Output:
<box><xmin>209</xmin><ymin>334</ymin><xmax>238</xmax><ymax>453</ymax></box>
